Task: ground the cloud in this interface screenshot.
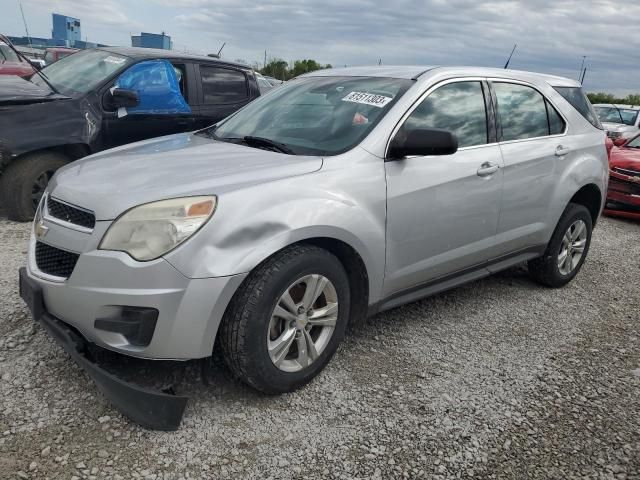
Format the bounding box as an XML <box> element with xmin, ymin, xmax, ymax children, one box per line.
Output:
<box><xmin>22</xmin><ymin>0</ymin><xmax>142</xmax><ymax>29</ymax></box>
<box><xmin>148</xmin><ymin>0</ymin><xmax>639</xmax><ymax>93</ymax></box>
<box><xmin>5</xmin><ymin>0</ymin><xmax>639</xmax><ymax>94</ymax></box>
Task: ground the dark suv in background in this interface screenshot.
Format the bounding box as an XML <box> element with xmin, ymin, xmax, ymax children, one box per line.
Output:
<box><xmin>0</xmin><ymin>46</ymin><xmax>261</xmax><ymax>221</ymax></box>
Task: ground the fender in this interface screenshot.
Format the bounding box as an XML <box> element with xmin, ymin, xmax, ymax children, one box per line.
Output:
<box><xmin>164</xmin><ymin>155</ymin><xmax>388</xmax><ymax>305</ymax></box>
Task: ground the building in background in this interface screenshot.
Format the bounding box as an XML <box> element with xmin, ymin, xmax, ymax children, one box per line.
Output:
<box><xmin>131</xmin><ymin>32</ymin><xmax>172</xmax><ymax>50</ymax></box>
<box><xmin>51</xmin><ymin>13</ymin><xmax>81</xmax><ymax>47</ymax></box>
<box><xmin>8</xmin><ymin>12</ymin><xmax>108</xmax><ymax>53</ymax></box>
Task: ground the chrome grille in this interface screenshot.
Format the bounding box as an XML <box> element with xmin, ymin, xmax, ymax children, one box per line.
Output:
<box><xmin>613</xmin><ymin>167</ymin><xmax>640</xmax><ymax>178</ymax></box>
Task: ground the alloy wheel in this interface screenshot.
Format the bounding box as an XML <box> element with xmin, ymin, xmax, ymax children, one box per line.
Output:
<box><xmin>267</xmin><ymin>274</ymin><xmax>338</xmax><ymax>372</ymax></box>
<box><xmin>557</xmin><ymin>219</ymin><xmax>587</xmax><ymax>275</ymax></box>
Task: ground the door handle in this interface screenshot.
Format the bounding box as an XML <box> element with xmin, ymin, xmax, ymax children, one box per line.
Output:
<box><xmin>555</xmin><ymin>145</ymin><xmax>571</xmax><ymax>157</ymax></box>
<box><xmin>477</xmin><ymin>162</ymin><xmax>499</xmax><ymax>177</ymax></box>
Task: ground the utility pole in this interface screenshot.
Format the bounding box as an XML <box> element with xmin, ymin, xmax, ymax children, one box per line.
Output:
<box><xmin>19</xmin><ymin>2</ymin><xmax>32</xmax><ymax>49</ymax></box>
<box><xmin>504</xmin><ymin>44</ymin><xmax>517</xmax><ymax>69</ymax></box>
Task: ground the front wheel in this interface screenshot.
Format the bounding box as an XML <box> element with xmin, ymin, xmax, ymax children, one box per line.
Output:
<box><xmin>220</xmin><ymin>245</ymin><xmax>351</xmax><ymax>394</ymax></box>
<box><xmin>528</xmin><ymin>203</ymin><xmax>593</xmax><ymax>288</ymax></box>
<box><xmin>0</xmin><ymin>152</ymin><xmax>69</xmax><ymax>221</ymax></box>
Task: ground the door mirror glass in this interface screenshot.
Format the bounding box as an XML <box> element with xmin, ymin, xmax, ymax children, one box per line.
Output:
<box><xmin>109</xmin><ymin>88</ymin><xmax>139</xmax><ymax>109</ymax></box>
<box><xmin>389</xmin><ymin>128</ymin><xmax>458</xmax><ymax>159</ymax></box>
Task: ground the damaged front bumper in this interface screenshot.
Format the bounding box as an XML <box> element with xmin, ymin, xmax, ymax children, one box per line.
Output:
<box><xmin>18</xmin><ymin>267</ymin><xmax>188</xmax><ymax>431</ymax></box>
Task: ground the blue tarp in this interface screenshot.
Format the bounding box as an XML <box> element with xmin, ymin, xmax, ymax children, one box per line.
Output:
<box><xmin>114</xmin><ymin>59</ymin><xmax>191</xmax><ymax>115</ymax></box>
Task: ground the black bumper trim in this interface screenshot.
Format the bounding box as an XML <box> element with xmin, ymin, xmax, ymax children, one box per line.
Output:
<box><xmin>19</xmin><ymin>267</ymin><xmax>188</xmax><ymax>431</ymax></box>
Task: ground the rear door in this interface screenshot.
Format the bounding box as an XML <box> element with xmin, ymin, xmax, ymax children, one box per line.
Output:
<box><xmin>383</xmin><ymin>79</ymin><xmax>504</xmax><ymax>297</ymax></box>
<box><xmin>192</xmin><ymin>64</ymin><xmax>254</xmax><ymax>129</ymax></box>
<box><xmin>490</xmin><ymin>81</ymin><xmax>568</xmax><ymax>255</ymax></box>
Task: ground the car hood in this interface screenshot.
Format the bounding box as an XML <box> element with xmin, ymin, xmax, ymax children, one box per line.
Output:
<box><xmin>610</xmin><ymin>146</ymin><xmax>640</xmax><ymax>170</ymax></box>
<box><xmin>0</xmin><ymin>74</ymin><xmax>68</xmax><ymax>104</ymax></box>
<box><xmin>49</xmin><ymin>132</ymin><xmax>323</xmax><ymax>220</ymax></box>
<box><xmin>602</xmin><ymin>122</ymin><xmax>638</xmax><ymax>133</ymax></box>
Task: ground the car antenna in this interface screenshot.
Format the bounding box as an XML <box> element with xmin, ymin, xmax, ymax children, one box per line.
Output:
<box><xmin>503</xmin><ymin>44</ymin><xmax>517</xmax><ymax>69</ymax></box>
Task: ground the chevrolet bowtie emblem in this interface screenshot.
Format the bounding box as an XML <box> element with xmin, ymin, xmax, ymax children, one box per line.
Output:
<box><xmin>35</xmin><ymin>221</ymin><xmax>49</xmax><ymax>239</ymax></box>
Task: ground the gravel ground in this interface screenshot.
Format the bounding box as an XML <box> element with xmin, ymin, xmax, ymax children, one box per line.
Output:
<box><xmin>0</xmin><ymin>213</ymin><xmax>638</xmax><ymax>480</ymax></box>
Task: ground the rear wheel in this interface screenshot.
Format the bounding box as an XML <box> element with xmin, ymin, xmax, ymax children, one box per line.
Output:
<box><xmin>1</xmin><ymin>152</ymin><xmax>68</xmax><ymax>221</ymax></box>
<box><xmin>528</xmin><ymin>203</ymin><xmax>593</xmax><ymax>288</ymax></box>
<box><xmin>220</xmin><ymin>244</ymin><xmax>350</xmax><ymax>394</ymax></box>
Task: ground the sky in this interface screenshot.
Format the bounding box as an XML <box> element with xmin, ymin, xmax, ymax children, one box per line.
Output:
<box><xmin>1</xmin><ymin>0</ymin><xmax>638</xmax><ymax>95</ymax></box>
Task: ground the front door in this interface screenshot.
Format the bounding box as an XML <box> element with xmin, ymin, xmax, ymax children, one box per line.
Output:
<box><xmin>101</xmin><ymin>60</ymin><xmax>196</xmax><ymax>149</ymax></box>
<box><xmin>383</xmin><ymin>80</ymin><xmax>503</xmax><ymax>297</ymax></box>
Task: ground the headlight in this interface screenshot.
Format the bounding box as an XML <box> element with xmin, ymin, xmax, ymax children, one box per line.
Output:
<box><xmin>99</xmin><ymin>196</ymin><xmax>217</xmax><ymax>261</ymax></box>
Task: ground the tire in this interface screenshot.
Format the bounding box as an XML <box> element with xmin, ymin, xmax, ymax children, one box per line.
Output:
<box><xmin>0</xmin><ymin>152</ymin><xmax>69</xmax><ymax>222</ymax></box>
<box><xmin>220</xmin><ymin>244</ymin><xmax>351</xmax><ymax>394</ymax></box>
<box><xmin>528</xmin><ymin>203</ymin><xmax>593</xmax><ymax>288</ymax></box>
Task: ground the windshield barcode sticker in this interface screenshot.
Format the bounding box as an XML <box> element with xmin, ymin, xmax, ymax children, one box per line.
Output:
<box><xmin>104</xmin><ymin>56</ymin><xmax>126</xmax><ymax>65</ymax></box>
<box><xmin>342</xmin><ymin>91</ymin><xmax>392</xmax><ymax>108</ymax></box>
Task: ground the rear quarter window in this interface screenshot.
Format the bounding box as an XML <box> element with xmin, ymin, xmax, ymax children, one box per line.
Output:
<box><xmin>554</xmin><ymin>86</ymin><xmax>603</xmax><ymax>130</ymax></box>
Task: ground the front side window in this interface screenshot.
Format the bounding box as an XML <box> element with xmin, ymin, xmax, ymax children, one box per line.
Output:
<box><xmin>207</xmin><ymin>76</ymin><xmax>412</xmax><ymax>156</ymax></box>
<box><xmin>402</xmin><ymin>81</ymin><xmax>488</xmax><ymax>148</ymax></box>
<box><xmin>200</xmin><ymin>66</ymin><xmax>248</xmax><ymax>104</ymax></box>
<box><xmin>494</xmin><ymin>83</ymin><xmax>549</xmax><ymax>141</ymax></box>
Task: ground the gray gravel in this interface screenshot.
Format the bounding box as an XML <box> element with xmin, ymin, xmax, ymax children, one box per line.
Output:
<box><xmin>0</xmin><ymin>214</ymin><xmax>639</xmax><ymax>480</ymax></box>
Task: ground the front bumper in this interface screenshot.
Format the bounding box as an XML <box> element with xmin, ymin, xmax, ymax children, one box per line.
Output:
<box><xmin>19</xmin><ymin>267</ymin><xmax>187</xmax><ymax>430</ymax></box>
<box><xmin>27</xmin><ymin>235</ymin><xmax>246</xmax><ymax>359</ymax></box>
<box><xmin>605</xmin><ymin>170</ymin><xmax>640</xmax><ymax>220</ymax></box>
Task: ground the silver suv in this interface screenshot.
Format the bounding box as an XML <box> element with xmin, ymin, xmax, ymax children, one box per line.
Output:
<box><xmin>19</xmin><ymin>66</ymin><xmax>608</xmax><ymax>429</ymax></box>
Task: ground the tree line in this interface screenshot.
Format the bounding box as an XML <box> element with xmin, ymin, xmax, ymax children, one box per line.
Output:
<box><xmin>587</xmin><ymin>92</ymin><xmax>640</xmax><ymax>105</ymax></box>
<box><xmin>258</xmin><ymin>58</ymin><xmax>332</xmax><ymax>81</ymax></box>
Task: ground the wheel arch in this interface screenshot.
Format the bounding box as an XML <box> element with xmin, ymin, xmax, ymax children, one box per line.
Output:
<box><xmin>0</xmin><ymin>143</ymin><xmax>91</xmax><ymax>174</ymax></box>
<box><xmin>569</xmin><ymin>183</ymin><xmax>602</xmax><ymax>225</ymax></box>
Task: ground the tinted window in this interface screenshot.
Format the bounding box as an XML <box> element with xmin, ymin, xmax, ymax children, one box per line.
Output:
<box><xmin>200</xmin><ymin>66</ymin><xmax>248</xmax><ymax>104</ymax></box>
<box><xmin>403</xmin><ymin>81</ymin><xmax>488</xmax><ymax>148</ymax></box>
<box><xmin>547</xmin><ymin>100</ymin><xmax>565</xmax><ymax>135</ymax></box>
<box><xmin>495</xmin><ymin>83</ymin><xmax>549</xmax><ymax>141</ymax></box>
<box><xmin>554</xmin><ymin>86</ymin><xmax>602</xmax><ymax>129</ymax></box>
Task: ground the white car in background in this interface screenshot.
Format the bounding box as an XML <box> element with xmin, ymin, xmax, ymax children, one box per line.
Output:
<box><xmin>593</xmin><ymin>104</ymin><xmax>640</xmax><ymax>141</ymax></box>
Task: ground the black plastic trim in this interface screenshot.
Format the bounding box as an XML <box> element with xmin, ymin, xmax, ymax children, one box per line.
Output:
<box><xmin>19</xmin><ymin>268</ymin><xmax>187</xmax><ymax>431</ymax></box>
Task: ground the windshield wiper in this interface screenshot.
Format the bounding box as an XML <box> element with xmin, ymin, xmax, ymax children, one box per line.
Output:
<box><xmin>243</xmin><ymin>136</ymin><xmax>295</xmax><ymax>155</ymax></box>
<box><xmin>12</xmin><ymin>47</ymin><xmax>60</xmax><ymax>95</ymax></box>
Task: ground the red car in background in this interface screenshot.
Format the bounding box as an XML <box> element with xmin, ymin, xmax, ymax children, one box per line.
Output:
<box><xmin>605</xmin><ymin>134</ymin><xmax>640</xmax><ymax>220</ymax></box>
<box><xmin>44</xmin><ymin>47</ymin><xmax>79</xmax><ymax>64</ymax></box>
<box><xmin>0</xmin><ymin>34</ymin><xmax>35</xmax><ymax>78</ymax></box>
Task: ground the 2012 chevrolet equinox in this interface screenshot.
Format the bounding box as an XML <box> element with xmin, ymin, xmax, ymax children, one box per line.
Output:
<box><xmin>19</xmin><ymin>66</ymin><xmax>608</xmax><ymax>429</ymax></box>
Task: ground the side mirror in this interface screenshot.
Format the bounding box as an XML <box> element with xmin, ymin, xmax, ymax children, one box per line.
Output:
<box><xmin>388</xmin><ymin>128</ymin><xmax>458</xmax><ymax>160</ymax></box>
<box><xmin>109</xmin><ymin>88</ymin><xmax>139</xmax><ymax>109</ymax></box>
<box><xmin>613</xmin><ymin>137</ymin><xmax>627</xmax><ymax>147</ymax></box>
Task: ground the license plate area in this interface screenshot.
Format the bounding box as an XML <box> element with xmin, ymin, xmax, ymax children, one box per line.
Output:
<box><xmin>19</xmin><ymin>268</ymin><xmax>45</xmax><ymax>321</ymax></box>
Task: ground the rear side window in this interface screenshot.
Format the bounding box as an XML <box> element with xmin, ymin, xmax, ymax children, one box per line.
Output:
<box><xmin>200</xmin><ymin>66</ymin><xmax>248</xmax><ymax>104</ymax></box>
<box><xmin>403</xmin><ymin>81</ymin><xmax>488</xmax><ymax>148</ymax></box>
<box><xmin>546</xmin><ymin>100</ymin><xmax>565</xmax><ymax>135</ymax></box>
<box><xmin>494</xmin><ymin>83</ymin><xmax>549</xmax><ymax>141</ymax></box>
<box><xmin>554</xmin><ymin>86</ymin><xmax>603</xmax><ymax>129</ymax></box>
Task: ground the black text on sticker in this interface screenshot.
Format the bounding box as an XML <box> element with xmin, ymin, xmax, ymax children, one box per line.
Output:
<box><xmin>342</xmin><ymin>92</ymin><xmax>392</xmax><ymax>108</ymax></box>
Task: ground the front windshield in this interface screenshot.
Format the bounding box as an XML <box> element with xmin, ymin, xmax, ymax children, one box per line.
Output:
<box><xmin>32</xmin><ymin>49</ymin><xmax>132</xmax><ymax>95</ymax></box>
<box><xmin>626</xmin><ymin>135</ymin><xmax>640</xmax><ymax>148</ymax></box>
<box><xmin>0</xmin><ymin>41</ymin><xmax>20</xmax><ymax>62</ymax></box>
<box><xmin>208</xmin><ymin>76</ymin><xmax>413</xmax><ymax>156</ymax></box>
<box><xmin>595</xmin><ymin>106</ymin><xmax>639</xmax><ymax>126</ymax></box>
